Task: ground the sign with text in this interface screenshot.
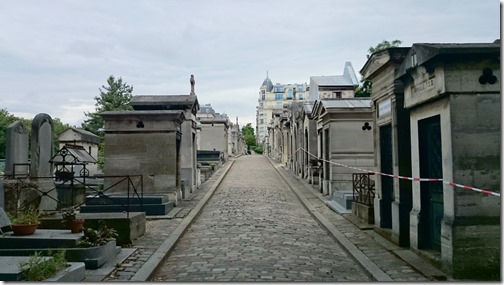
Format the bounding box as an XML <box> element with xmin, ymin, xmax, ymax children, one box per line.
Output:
<box><xmin>378</xmin><ymin>98</ymin><xmax>391</xmax><ymax>118</ymax></box>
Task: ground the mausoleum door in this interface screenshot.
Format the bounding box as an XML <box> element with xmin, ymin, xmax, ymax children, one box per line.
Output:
<box><xmin>379</xmin><ymin>125</ymin><xmax>393</xmax><ymax>228</ymax></box>
<box><xmin>418</xmin><ymin>115</ymin><xmax>443</xmax><ymax>251</ymax></box>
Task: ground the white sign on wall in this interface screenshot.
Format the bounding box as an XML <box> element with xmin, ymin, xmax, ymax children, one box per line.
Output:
<box><xmin>378</xmin><ymin>98</ymin><xmax>391</xmax><ymax>118</ymax></box>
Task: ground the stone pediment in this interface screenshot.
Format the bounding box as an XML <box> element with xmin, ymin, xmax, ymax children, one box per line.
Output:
<box><xmin>361</xmin><ymin>52</ymin><xmax>390</xmax><ymax>80</ymax></box>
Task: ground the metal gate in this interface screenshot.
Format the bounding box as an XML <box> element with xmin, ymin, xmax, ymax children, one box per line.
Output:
<box><xmin>380</xmin><ymin>125</ymin><xmax>393</xmax><ymax>228</ymax></box>
<box><xmin>419</xmin><ymin>115</ymin><xmax>443</xmax><ymax>251</ymax></box>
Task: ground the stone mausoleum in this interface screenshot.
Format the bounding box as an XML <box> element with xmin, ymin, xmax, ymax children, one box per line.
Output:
<box><xmin>100</xmin><ymin>110</ymin><xmax>185</xmax><ymax>205</ymax></box>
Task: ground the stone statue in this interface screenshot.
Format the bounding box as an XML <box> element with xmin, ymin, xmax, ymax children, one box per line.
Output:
<box><xmin>190</xmin><ymin>74</ymin><xmax>195</xmax><ymax>95</ymax></box>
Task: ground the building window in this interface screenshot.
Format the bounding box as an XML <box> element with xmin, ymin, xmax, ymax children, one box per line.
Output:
<box><xmin>275</xmin><ymin>93</ymin><xmax>283</xmax><ymax>100</ymax></box>
<box><xmin>274</xmin><ymin>86</ymin><xmax>284</xmax><ymax>92</ymax></box>
<box><xmin>276</xmin><ymin>102</ymin><xmax>283</xmax><ymax>108</ymax></box>
<box><xmin>287</xmin><ymin>89</ymin><xmax>293</xmax><ymax>99</ymax></box>
<box><xmin>259</xmin><ymin>119</ymin><xmax>264</xmax><ymax>124</ymax></box>
<box><xmin>332</xmin><ymin>92</ymin><xmax>342</xmax><ymax>98</ymax></box>
<box><xmin>297</xmin><ymin>85</ymin><xmax>303</xmax><ymax>92</ymax></box>
<box><xmin>298</xmin><ymin>93</ymin><xmax>303</xmax><ymax>100</ymax></box>
<box><xmin>411</xmin><ymin>50</ymin><xmax>417</xmax><ymax>67</ymax></box>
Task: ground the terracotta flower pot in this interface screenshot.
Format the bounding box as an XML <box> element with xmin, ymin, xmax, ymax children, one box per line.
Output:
<box><xmin>11</xmin><ymin>223</ymin><xmax>38</xmax><ymax>235</ymax></box>
<box><xmin>69</xmin><ymin>219</ymin><xmax>85</xmax><ymax>233</ymax></box>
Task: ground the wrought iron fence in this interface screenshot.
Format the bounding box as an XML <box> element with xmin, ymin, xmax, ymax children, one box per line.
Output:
<box><xmin>7</xmin><ymin>174</ymin><xmax>143</xmax><ymax>219</ymax></box>
<box><xmin>352</xmin><ymin>173</ymin><xmax>375</xmax><ymax>206</ymax></box>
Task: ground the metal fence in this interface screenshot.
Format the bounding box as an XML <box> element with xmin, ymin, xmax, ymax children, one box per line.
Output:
<box><xmin>352</xmin><ymin>173</ymin><xmax>375</xmax><ymax>206</ymax></box>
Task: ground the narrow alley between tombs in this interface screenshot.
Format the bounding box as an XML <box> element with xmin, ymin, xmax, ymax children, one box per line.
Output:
<box><xmin>149</xmin><ymin>155</ymin><xmax>431</xmax><ymax>282</ymax></box>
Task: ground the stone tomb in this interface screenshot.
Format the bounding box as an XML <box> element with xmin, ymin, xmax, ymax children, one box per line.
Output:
<box><xmin>130</xmin><ymin>95</ymin><xmax>200</xmax><ymax>199</ymax></box>
<box><xmin>31</xmin><ymin>113</ymin><xmax>57</xmax><ymax>210</ymax></box>
<box><xmin>100</xmin><ymin>110</ymin><xmax>185</xmax><ymax>206</ymax></box>
<box><xmin>4</xmin><ymin>121</ymin><xmax>29</xmax><ymax>177</ymax></box>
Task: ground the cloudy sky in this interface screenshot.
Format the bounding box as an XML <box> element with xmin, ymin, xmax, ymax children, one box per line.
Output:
<box><xmin>0</xmin><ymin>0</ymin><xmax>500</xmax><ymax>129</ymax></box>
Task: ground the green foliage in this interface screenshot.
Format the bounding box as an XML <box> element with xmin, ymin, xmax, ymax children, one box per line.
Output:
<box><xmin>51</xmin><ymin>117</ymin><xmax>71</xmax><ymax>154</ymax></box>
<box><xmin>82</xmin><ymin>75</ymin><xmax>133</xmax><ymax>135</ymax></box>
<box><xmin>9</xmin><ymin>207</ymin><xmax>40</xmax><ymax>225</ymax></box>
<box><xmin>61</xmin><ymin>207</ymin><xmax>77</xmax><ymax>223</ymax></box>
<box><xmin>241</xmin><ymin>123</ymin><xmax>256</xmax><ymax>149</ymax></box>
<box><xmin>367</xmin><ymin>39</ymin><xmax>402</xmax><ymax>57</ymax></box>
<box><xmin>79</xmin><ymin>220</ymin><xmax>118</xmax><ymax>247</ymax></box>
<box><xmin>20</xmin><ymin>250</ymin><xmax>67</xmax><ymax>281</ymax></box>
<box><xmin>81</xmin><ymin>75</ymin><xmax>133</xmax><ymax>169</ymax></box>
<box><xmin>251</xmin><ymin>145</ymin><xmax>263</xmax><ymax>154</ymax></box>
<box><xmin>0</xmin><ymin>109</ymin><xmax>23</xmax><ymax>159</ymax></box>
<box><xmin>355</xmin><ymin>80</ymin><xmax>373</xmax><ymax>97</ymax></box>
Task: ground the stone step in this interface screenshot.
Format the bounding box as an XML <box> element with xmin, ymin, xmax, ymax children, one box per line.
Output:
<box><xmin>0</xmin><ymin>256</ymin><xmax>51</xmax><ymax>281</ymax></box>
<box><xmin>0</xmin><ymin>229</ymin><xmax>82</xmax><ymax>249</ymax></box>
<box><xmin>84</xmin><ymin>194</ymin><xmax>169</xmax><ymax>205</ymax></box>
<box><xmin>80</xmin><ymin>202</ymin><xmax>174</xmax><ymax>216</ymax></box>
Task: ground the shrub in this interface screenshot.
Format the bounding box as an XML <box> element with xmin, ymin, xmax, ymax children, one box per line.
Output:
<box><xmin>79</xmin><ymin>220</ymin><xmax>118</xmax><ymax>247</ymax></box>
<box><xmin>9</xmin><ymin>207</ymin><xmax>40</xmax><ymax>225</ymax></box>
<box><xmin>252</xmin><ymin>145</ymin><xmax>263</xmax><ymax>154</ymax></box>
<box><xmin>19</xmin><ymin>250</ymin><xmax>67</xmax><ymax>281</ymax></box>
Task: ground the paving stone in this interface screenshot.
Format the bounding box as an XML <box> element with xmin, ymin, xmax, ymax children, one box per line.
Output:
<box><xmin>104</xmin><ymin>156</ymin><xmax>441</xmax><ymax>282</ymax></box>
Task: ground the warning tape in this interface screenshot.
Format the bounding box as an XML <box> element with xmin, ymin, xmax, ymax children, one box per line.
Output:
<box><xmin>286</xmin><ymin>147</ymin><xmax>500</xmax><ymax>197</ymax></box>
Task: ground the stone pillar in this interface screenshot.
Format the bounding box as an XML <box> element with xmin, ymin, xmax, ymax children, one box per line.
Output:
<box><xmin>4</xmin><ymin>121</ymin><xmax>29</xmax><ymax>177</ymax></box>
<box><xmin>30</xmin><ymin>113</ymin><xmax>57</xmax><ymax>210</ymax></box>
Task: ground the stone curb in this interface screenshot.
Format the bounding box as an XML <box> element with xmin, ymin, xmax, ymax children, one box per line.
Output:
<box><xmin>266</xmin><ymin>156</ymin><xmax>393</xmax><ymax>281</ymax></box>
<box><xmin>275</xmin><ymin>162</ymin><xmax>449</xmax><ymax>281</ymax></box>
<box><xmin>130</xmin><ymin>160</ymin><xmax>236</xmax><ymax>281</ymax></box>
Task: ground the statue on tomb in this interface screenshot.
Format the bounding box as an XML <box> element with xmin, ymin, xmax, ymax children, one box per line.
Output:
<box><xmin>190</xmin><ymin>74</ymin><xmax>195</xmax><ymax>95</ymax></box>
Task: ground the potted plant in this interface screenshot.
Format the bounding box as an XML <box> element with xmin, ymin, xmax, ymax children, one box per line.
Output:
<box><xmin>61</xmin><ymin>208</ymin><xmax>85</xmax><ymax>233</ymax></box>
<box><xmin>79</xmin><ymin>220</ymin><xmax>118</xmax><ymax>248</ymax></box>
<box><xmin>9</xmin><ymin>207</ymin><xmax>40</xmax><ymax>235</ymax></box>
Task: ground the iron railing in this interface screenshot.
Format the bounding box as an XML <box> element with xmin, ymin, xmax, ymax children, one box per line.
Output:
<box><xmin>8</xmin><ymin>174</ymin><xmax>143</xmax><ymax>218</ymax></box>
<box><xmin>352</xmin><ymin>173</ymin><xmax>375</xmax><ymax>206</ymax></box>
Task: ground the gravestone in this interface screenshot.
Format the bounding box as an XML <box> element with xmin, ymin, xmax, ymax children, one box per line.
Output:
<box><xmin>30</xmin><ymin>113</ymin><xmax>57</xmax><ymax>210</ymax></box>
<box><xmin>4</xmin><ymin>121</ymin><xmax>29</xmax><ymax>177</ymax></box>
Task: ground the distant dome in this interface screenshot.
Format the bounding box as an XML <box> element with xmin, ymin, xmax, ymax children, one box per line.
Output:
<box><xmin>261</xmin><ymin>77</ymin><xmax>273</xmax><ymax>92</ymax></box>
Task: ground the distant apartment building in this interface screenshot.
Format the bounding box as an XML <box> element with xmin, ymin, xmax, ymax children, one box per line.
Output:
<box><xmin>309</xmin><ymin>62</ymin><xmax>360</xmax><ymax>101</ymax></box>
<box><xmin>256</xmin><ymin>75</ymin><xmax>308</xmax><ymax>143</ymax></box>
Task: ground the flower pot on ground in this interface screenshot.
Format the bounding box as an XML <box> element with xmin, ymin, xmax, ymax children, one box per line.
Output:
<box><xmin>61</xmin><ymin>208</ymin><xmax>85</xmax><ymax>233</ymax></box>
<box><xmin>10</xmin><ymin>224</ymin><xmax>39</xmax><ymax>235</ymax></box>
<box><xmin>9</xmin><ymin>207</ymin><xmax>40</xmax><ymax>236</ymax></box>
<box><xmin>69</xmin><ymin>219</ymin><xmax>85</xmax><ymax>233</ymax></box>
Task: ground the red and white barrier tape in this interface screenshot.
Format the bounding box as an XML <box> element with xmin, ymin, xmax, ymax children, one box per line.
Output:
<box><xmin>288</xmin><ymin>147</ymin><xmax>500</xmax><ymax>197</ymax></box>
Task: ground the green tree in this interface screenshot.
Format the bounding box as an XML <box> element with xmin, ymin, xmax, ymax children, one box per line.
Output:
<box><xmin>0</xmin><ymin>109</ymin><xmax>21</xmax><ymax>159</ymax></box>
<box><xmin>81</xmin><ymin>75</ymin><xmax>133</xmax><ymax>169</ymax></box>
<box><xmin>51</xmin><ymin>118</ymin><xmax>71</xmax><ymax>153</ymax></box>
<box><xmin>82</xmin><ymin>75</ymin><xmax>133</xmax><ymax>135</ymax></box>
<box><xmin>355</xmin><ymin>80</ymin><xmax>372</xmax><ymax>98</ymax></box>
<box><xmin>357</xmin><ymin>39</ymin><xmax>403</xmax><ymax>98</ymax></box>
<box><xmin>241</xmin><ymin>123</ymin><xmax>256</xmax><ymax>150</ymax></box>
<box><xmin>367</xmin><ymin>39</ymin><xmax>402</xmax><ymax>57</ymax></box>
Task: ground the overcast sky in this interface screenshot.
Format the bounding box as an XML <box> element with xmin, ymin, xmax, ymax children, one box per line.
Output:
<box><xmin>0</xmin><ymin>0</ymin><xmax>500</xmax><ymax>129</ymax></box>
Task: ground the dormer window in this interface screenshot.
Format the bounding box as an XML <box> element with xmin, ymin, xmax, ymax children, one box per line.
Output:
<box><xmin>411</xmin><ymin>50</ymin><xmax>418</xmax><ymax>67</ymax></box>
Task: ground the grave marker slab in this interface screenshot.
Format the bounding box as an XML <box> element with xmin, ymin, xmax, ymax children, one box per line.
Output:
<box><xmin>4</xmin><ymin>121</ymin><xmax>29</xmax><ymax>177</ymax></box>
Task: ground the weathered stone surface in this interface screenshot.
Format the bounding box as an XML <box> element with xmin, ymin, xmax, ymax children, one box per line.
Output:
<box><xmin>4</xmin><ymin>121</ymin><xmax>29</xmax><ymax>177</ymax></box>
<box><xmin>100</xmin><ymin>111</ymin><xmax>184</xmax><ymax>204</ymax></box>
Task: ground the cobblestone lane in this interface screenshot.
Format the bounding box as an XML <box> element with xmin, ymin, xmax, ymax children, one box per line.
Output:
<box><xmin>151</xmin><ymin>155</ymin><xmax>371</xmax><ymax>282</ymax></box>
